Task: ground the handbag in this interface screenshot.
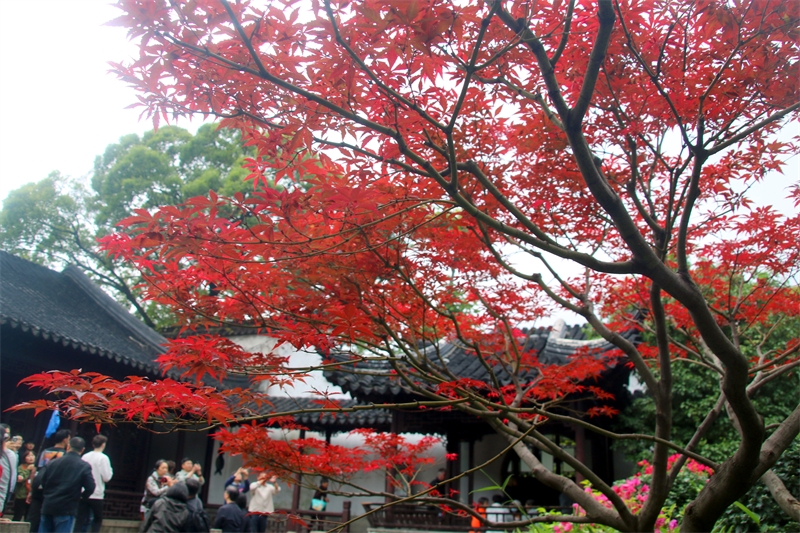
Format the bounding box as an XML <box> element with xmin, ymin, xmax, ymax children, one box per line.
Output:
<box><xmin>311</xmin><ymin>498</ymin><xmax>327</xmax><ymax>511</ymax></box>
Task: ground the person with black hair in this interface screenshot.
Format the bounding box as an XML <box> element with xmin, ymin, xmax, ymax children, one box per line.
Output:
<box><xmin>0</xmin><ymin>425</ymin><xmax>17</xmax><ymax>515</ymax></box>
<box><xmin>39</xmin><ymin>437</ymin><xmax>96</xmax><ymax>533</ymax></box>
<box><xmin>76</xmin><ymin>435</ymin><xmax>113</xmax><ymax>533</ymax></box>
<box><xmin>38</xmin><ymin>429</ymin><xmax>71</xmax><ymax>468</ymax></box>
<box><xmin>214</xmin><ymin>486</ymin><xmax>247</xmax><ymax>533</ymax></box>
<box><xmin>486</xmin><ymin>494</ymin><xmax>511</xmax><ymax>533</ymax></box>
<box><xmin>175</xmin><ymin>458</ymin><xmax>204</xmax><ymax>485</ymax></box>
<box><xmin>428</xmin><ymin>468</ymin><xmax>448</xmax><ymax>497</ymax></box>
<box><xmin>141</xmin><ymin>481</ymin><xmax>191</xmax><ymax>533</ymax></box>
<box><xmin>27</xmin><ymin>464</ymin><xmax>47</xmax><ymax>532</ymax></box>
<box><xmin>184</xmin><ymin>478</ymin><xmax>210</xmax><ymax>533</ymax></box>
<box><xmin>309</xmin><ymin>479</ymin><xmax>329</xmax><ymax>531</ymax></box>
<box><xmin>141</xmin><ymin>460</ymin><xmax>175</xmax><ymax>516</ymax></box>
<box><xmin>12</xmin><ymin>449</ymin><xmax>36</xmax><ymax>521</ymax></box>
<box><xmin>224</xmin><ymin>467</ymin><xmax>250</xmax><ymax>494</ymax></box>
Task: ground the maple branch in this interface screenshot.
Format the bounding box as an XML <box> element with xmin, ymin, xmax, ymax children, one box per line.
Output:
<box><xmin>523</xmin><ymin>413</ymin><xmax>717</xmax><ymax>469</ymax></box>
<box><xmin>455</xmin><ymin>160</ymin><xmax>636</xmax><ymax>274</ymax></box>
<box><xmin>638</xmin><ymin>283</ymin><xmax>673</xmax><ymax>529</ymax></box>
<box><xmin>749</xmin><ymin>402</ymin><xmax>800</xmax><ymax>483</ymax></box>
<box><xmin>708</xmin><ymin>102</ymin><xmax>800</xmax><ymax>155</ymax></box>
<box><xmin>321</xmin><ymin>0</ymin><xmax>448</xmax><ymax>132</ymax></box>
<box><xmin>612</xmin><ymin>0</ymin><xmax>694</xmax><ymax>149</ymax></box>
<box><xmin>447</xmin><ymin>4</ymin><xmax>498</xmax><ymax>134</ymax></box>
<box><xmin>668</xmin><ymin>394</ymin><xmax>726</xmax><ymax>485</ymax></box>
<box><xmin>582</xmin><ymin>312</ymin><xmax>657</xmax><ymax>392</ymax></box>
<box><xmin>444</xmin><ymin>4</ymin><xmax>498</xmax><ymax>185</ymax></box>
<box><xmin>492</xmin><ymin>419</ymin><xmax>631</xmax><ymax>529</ymax></box>
<box><xmin>499</xmin><ymin>2</ymin><xmax>678</xmax><ymax>290</ymax></box>
<box><xmin>570</xmin><ymin>0</ymin><xmax>615</xmax><ymax>126</ymax></box>
<box><xmin>158</xmin><ymin>29</ymin><xmax>401</xmax><ymax>141</ymax></box>
<box><xmin>676</xmin><ymin>147</ymin><xmax>707</xmax><ymax>272</ymax></box>
<box><xmin>157</xmin><ymin>5</ymin><xmax>637</xmax><ymax>286</ymax></box>
<box><xmin>749</xmin><ymin>343</ymin><xmax>800</xmax><ymax>374</ymax></box>
<box><xmin>761</xmin><ymin>469</ymin><xmax>800</xmax><ymax>523</ymax></box>
<box><xmin>747</xmin><ymin>358</ymin><xmax>800</xmax><ymax>396</ymax></box>
<box><xmin>471</xmin><ymin>222</ymin><xmax>585</xmax><ymax>307</ymax></box>
<box><xmin>473</xmin><ymin>74</ymin><xmax>565</xmax><ymax>130</ymax></box>
<box><xmin>493</xmin><ymin>3</ymin><xmax>571</xmax><ymax>119</ymax></box>
<box><xmin>549</xmin><ymin>0</ymin><xmax>576</xmax><ymax>66</ymax></box>
<box><xmin>312</xmin><ymin>135</ymin><xmax>428</xmax><ymax>177</ymax></box>
<box><xmin>599</xmin><ymin>66</ymin><xmax>664</xmax><ymax>237</ymax></box>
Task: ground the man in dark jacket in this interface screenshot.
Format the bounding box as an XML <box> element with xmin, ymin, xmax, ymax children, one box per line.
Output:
<box><xmin>39</xmin><ymin>437</ymin><xmax>96</xmax><ymax>533</ymax></box>
<box><xmin>213</xmin><ymin>486</ymin><xmax>246</xmax><ymax>533</ymax></box>
<box><xmin>185</xmin><ymin>478</ymin><xmax>210</xmax><ymax>533</ymax></box>
<box><xmin>141</xmin><ymin>482</ymin><xmax>191</xmax><ymax>533</ymax></box>
<box><xmin>27</xmin><ymin>464</ymin><xmax>46</xmax><ymax>533</ymax></box>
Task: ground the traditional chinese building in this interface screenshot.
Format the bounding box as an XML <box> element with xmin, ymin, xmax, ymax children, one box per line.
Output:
<box><xmin>1</xmin><ymin>250</ymin><xmax>636</xmax><ymax>531</ymax></box>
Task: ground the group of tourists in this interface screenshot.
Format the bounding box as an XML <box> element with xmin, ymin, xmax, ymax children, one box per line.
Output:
<box><xmin>0</xmin><ymin>426</ymin><xmax>112</xmax><ymax>533</ymax></box>
<box><xmin>1</xmin><ymin>422</ymin><xmax>329</xmax><ymax>533</ymax></box>
<box><xmin>140</xmin><ymin>462</ymin><xmax>284</xmax><ymax>533</ymax></box>
<box><xmin>140</xmin><ymin>458</ymin><xmax>210</xmax><ymax>533</ymax></box>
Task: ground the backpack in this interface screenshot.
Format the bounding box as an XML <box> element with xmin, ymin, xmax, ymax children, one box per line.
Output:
<box><xmin>186</xmin><ymin>498</ymin><xmax>210</xmax><ymax>533</ymax></box>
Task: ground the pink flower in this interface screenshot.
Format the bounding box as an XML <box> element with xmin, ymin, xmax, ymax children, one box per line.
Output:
<box><xmin>669</xmin><ymin>519</ymin><xmax>678</xmax><ymax>531</ymax></box>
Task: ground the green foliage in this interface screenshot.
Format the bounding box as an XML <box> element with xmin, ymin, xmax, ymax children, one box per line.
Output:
<box><xmin>614</xmin><ymin>362</ymin><xmax>729</xmax><ymax>461</ymax></box>
<box><xmin>0</xmin><ymin>172</ymin><xmax>89</xmax><ymax>261</ymax></box>
<box><xmin>91</xmin><ymin>124</ymin><xmax>254</xmax><ymax>227</ymax></box>
<box><xmin>0</xmin><ymin>124</ymin><xmax>256</xmax><ymax>328</ymax></box>
<box><xmin>715</xmin><ymin>441</ymin><xmax>800</xmax><ymax>533</ymax></box>
<box><xmin>614</xmin><ymin>349</ymin><xmax>799</xmax><ymax>464</ymax></box>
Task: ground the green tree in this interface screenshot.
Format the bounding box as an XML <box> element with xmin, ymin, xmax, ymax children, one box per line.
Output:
<box><xmin>0</xmin><ymin>124</ymin><xmax>254</xmax><ymax>328</ymax></box>
<box><xmin>615</xmin><ymin>309</ymin><xmax>800</xmax><ymax>463</ymax></box>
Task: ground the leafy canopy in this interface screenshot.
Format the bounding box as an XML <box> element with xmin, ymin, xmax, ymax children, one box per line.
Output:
<box><xmin>13</xmin><ymin>0</ymin><xmax>800</xmax><ymax>531</ymax></box>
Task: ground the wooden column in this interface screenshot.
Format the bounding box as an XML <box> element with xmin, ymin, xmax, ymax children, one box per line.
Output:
<box><xmin>385</xmin><ymin>413</ymin><xmax>398</xmax><ymax>502</ymax></box>
<box><xmin>467</xmin><ymin>439</ymin><xmax>475</xmax><ymax>504</ymax></box>
<box><xmin>555</xmin><ymin>433</ymin><xmax>562</xmax><ymax>476</ymax></box>
<box><xmin>445</xmin><ymin>433</ymin><xmax>459</xmax><ymax>499</ymax></box>
<box><xmin>175</xmin><ymin>430</ymin><xmax>186</xmax><ymax>465</ymax></box>
<box><xmin>200</xmin><ymin>429</ymin><xmax>215</xmax><ymax>504</ymax></box>
<box><xmin>574</xmin><ymin>425</ymin><xmax>586</xmax><ymax>483</ymax></box>
<box><xmin>341</xmin><ymin>501</ymin><xmax>351</xmax><ymax>533</ymax></box>
<box><xmin>291</xmin><ymin>429</ymin><xmax>306</xmax><ymax>512</ymax></box>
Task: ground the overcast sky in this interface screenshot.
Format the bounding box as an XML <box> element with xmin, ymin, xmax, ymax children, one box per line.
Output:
<box><xmin>0</xmin><ymin>0</ymin><xmax>796</xmax><ymax>211</ymax></box>
<box><xmin>0</xmin><ymin>0</ymin><xmax>203</xmax><ymax>203</ymax></box>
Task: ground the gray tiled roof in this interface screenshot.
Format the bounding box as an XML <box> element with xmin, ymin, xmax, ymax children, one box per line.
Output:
<box><xmin>324</xmin><ymin>321</ymin><xmax>638</xmax><ymax>403</ymax></box>
<box><xmin>257</xmin><ymin>396</ymin><xmax>393</xmax><ymax>432</ymax></box>
<box><xmin>0</xmin><ymin>251</ymin><xmax>167</xmax><ymax>373</ymax></box>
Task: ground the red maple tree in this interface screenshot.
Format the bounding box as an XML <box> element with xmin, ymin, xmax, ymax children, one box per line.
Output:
<box><xmin>14</xmin><ymin>0</ymin><xmax>800</xmax><ymax>530</ymax></box>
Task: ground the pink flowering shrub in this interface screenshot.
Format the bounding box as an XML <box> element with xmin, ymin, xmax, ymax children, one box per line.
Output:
<box><xmin>637</xmin><ymin>454</ymin><xmax>714</xmax><ymax>477</ymax></box>
<box><xmin>559</xmin><ymin>478</ymin><xmax>677</xmax><ymax>533</ymax></box>
<box><xmin>636</xmin><ymin>454</ymin><xmax>714</xmax><ymax>524</ymax></box>
<box><xmin>538</xmin><ymin>455</ymin><xmax>713</xmax><ymax>533</ymax></box>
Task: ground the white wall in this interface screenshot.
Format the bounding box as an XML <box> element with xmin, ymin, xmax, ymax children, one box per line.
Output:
<box><xmin>230</xmin><ymin>335</ymin><xmax>345</xmax><ymax>398</ymax></box>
